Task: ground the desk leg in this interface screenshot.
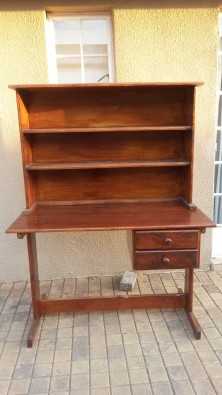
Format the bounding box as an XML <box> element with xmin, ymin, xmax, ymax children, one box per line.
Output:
<box><xmin>185</xmin><ymin>268</ymin><xmax>201</xmax><ymax>339</ymax></box>
<box><xmin>27</xmin><ymin>234</ymin><xmax>41</xmax><ymax>347</ymax></box>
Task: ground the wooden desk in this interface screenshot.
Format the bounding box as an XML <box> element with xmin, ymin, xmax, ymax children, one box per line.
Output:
<box><xmin>7</xmin><ymin>83</ymin><xmax>214</xmax><ymax>347</ymax></box>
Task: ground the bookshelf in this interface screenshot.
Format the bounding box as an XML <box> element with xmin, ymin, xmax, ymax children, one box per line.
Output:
<box><xmin>7</xmin><ymin>82</ymin><xmax>214</xmax><ymax>346</ymax></box>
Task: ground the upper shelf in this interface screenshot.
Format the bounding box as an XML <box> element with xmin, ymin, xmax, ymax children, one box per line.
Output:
<box><xmin>25</xmin><ymin>160</ymin><xmax>190</xmax><ymax>171</ymax></box>
<box><xmin>22</xmin><ymin>126</ymin><xmax>192</xmax><ymax>134</ymax></box>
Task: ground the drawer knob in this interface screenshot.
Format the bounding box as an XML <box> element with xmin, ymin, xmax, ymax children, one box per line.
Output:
<box><xmin>164</xmin><ymin>237</ymin><xmax>173</xmax><ymax>245</ymax></box>
<box><xmin>162</xmin><ymin>256</ymin><xmax>170</xmax><ymax>264</ymax></box>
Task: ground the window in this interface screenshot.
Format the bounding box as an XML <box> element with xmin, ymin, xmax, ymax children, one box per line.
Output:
<box><xmin>46</xmin><ymin>14</ymin><xmax>114</xmax><ymax>83</ymax></box>
<box><xmin>212</xmin><ymin>15</ymin><xmax>222</xmax><ymax>258</ymax></box>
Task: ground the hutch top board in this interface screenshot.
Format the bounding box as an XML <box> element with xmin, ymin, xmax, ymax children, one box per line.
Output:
<box><xmin>7</xmin><ymin>83</ymin><xmax>214</xmax><ymax>233</ymax></box>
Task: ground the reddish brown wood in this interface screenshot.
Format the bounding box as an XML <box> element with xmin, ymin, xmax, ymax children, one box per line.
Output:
<box><xmin>16</xmin><ymin>93</ymin><xmax>35</xmax><ymax>207</ymax></box>
<box><xmin>26</xmin><ymin>233</ymin><xmax>41</xmax><ymax>347</ymax></box>
<box><xmin>184</xmin><ymin>267</ymin><xmax>201</xmax><ymax>338</ymax></box>
<box><xmin>22</xmin><ymin>126</ymin><xmax>192</xmax><ymax>134</ymax></box>
<box><xmin>27</xmin><ymin>318</ymin><xmax>41</xmax><ymax>348</ymax></box>
<box><xmin>26</xmin><ymin>161</ymin><xmax>190</xmax><ymax>171</ymax></box>
<box><xmin>134</xmin><ymin>250</ymin><xmax>199</xmax><ymax>270</ymax></box>
<box><xmin>34</xmin><ymin>168</ymin><xmax>186</xmax><ymax>202</ymax></box>
<box><xmin>14</xmin><ymin>85</ymin><xmax>195</xmax><ymax>129</ymax></box>
<box><xmin>185</xmin><ymin>267</ymin><xmax>194</xmax><ymax>312</ymax></box>
<box><xmin>187</xmin><ymin>312</ymin><xmax>201</xmax><ymax>339</ymax></box>
<box><xmin>7</xmin><ymin>83</ymin><xmax>214</xmax><ymax>346</ymax></box>
<box><xmin>27</xmin><ymin>234</ymin><xmax>40</xmax><ymax>319</ymax></box>
<box><xmin>39</xmin><ymin>293</ymin><xmax>186</xmax><ymax>314</ymax></box>
<box><xmin>29</xmin><ymin>131</ymin><xmax>188</xmax><ymax>163</ymax></box>
<box><xmin>134</xmin><ymin>230</ymin><xmax>199</xmax><ymax>250</ymax></box>
<box><xmin>9</xmin><ymin>82</ymin><xmax>203</xmax><ymax>89</ymax></box>
<box><xmin>6</xmin><ymin>200</ymin><xmax>214</xmax><ymax>234</ymax></box>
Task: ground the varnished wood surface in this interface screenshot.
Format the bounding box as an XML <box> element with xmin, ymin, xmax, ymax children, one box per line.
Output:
<box><xmin>9</xmin><ymin>82</ymin><xmax>203</xmax><ymax>90</ymax></box>
<box><xmin>30</xmin><ymin>131</ymin><xmax>188</xmax><ymax>163</ymax></box>
<box><xmin>7</xmin><ymin>83</ymin><xmax>210</xmax><ymax>346</ymax></box>
<box><xmin>134</xmin><ymin>230</ymin><xmax>199</xmax><ymax>250</ymax></box>
<box><xmin>22</xmin><ymin>126</ymin><xmax>192</xmax><ymax>134</ymax></box>
<box><xmin>26</xmin><ymin>160</ymin><xmax>190</xmax><ymax>171</ymax></box>
<box><xmin>12</xmin><ymin>83</ymin><xmax>197</xmax><ymax>208</ymax></box>
<box><xmin>39</xmin><ymin>294</ymin><xmax>186</xmax><ymax>314</ymax></box>
<box><xmin>34</xmin><ymin>168</ymin><xmax>186</xmax><ymax>202</ymax></box>
<box><xmin>7</xmin><ymin>200</ymin><xmax>214</xmax><ymax>234</ymax></box>
<box><xmin>14</xmin><ymin>85</ymin><xmax>195</xmax><ymax>129</ymax></box>
<box><xmin>134</xmin><ymin>250</ymin><xmax>199</xmax><ymax>270</ymax></box>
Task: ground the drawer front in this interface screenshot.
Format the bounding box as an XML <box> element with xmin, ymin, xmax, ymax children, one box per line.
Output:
<box><xmin>134</xmin><ymin>230</ymin><xmax>199</xmax><ymax>250</ymax></box>
<box><xmin>134</xmin><ymin>250</ymin><xmax>199</xmax><ymax>270</ymax></box>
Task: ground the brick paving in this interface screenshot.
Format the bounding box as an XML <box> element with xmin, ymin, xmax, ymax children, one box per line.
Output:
<box><xmin>1</xmin><ymin>270</ymin><xmax>222</xmax><ymax>394</ymax></box>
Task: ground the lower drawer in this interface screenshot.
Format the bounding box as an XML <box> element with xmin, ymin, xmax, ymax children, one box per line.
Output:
<box><xmin>134</xmin><ymin>250</ymin><xmax>199</xmax><ymax>270</ymax></box>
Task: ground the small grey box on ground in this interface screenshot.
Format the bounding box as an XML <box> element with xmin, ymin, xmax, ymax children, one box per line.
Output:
<box><xmin>119</xmin><ymin>271</ymin><xmax>137</xmax><ymax>291</ymax></box>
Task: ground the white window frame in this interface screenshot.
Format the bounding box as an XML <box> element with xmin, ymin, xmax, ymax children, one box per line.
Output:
<box><xmin>212</xmin><ymin>14</ymin><xmax>222</xmax><ymax>258</ymax></box>
<box><xmin>45</xmin><ymin>13</ymin><xmax>115</xmax><ymax>83</ymax></box>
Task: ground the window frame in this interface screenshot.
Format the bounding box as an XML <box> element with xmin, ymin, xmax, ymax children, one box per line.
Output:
<box><xmin>45</xmin><ymin>12</ymin><xmax>115</xmax><ymax>84</ymax></box>
<box><xmin>214</xmin><ymin>14</ymin><xmax>222</xmax><ymax>227</ymax></box>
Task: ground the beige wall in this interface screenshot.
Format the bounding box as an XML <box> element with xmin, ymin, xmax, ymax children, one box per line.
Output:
<box><xmin>0</xmin><ymin>7</ymin><xmax>218</xmax><ymax>281</ymax></box>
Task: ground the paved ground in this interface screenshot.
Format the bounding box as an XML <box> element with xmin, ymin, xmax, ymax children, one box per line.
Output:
<box><xmin>1</xmin><ymin>270</ymin><xmax>222</xmax><ymax>394</ymax></box>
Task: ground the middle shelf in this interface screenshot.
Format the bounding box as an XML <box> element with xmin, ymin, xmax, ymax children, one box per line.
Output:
<box><xmin>25</xmin><ymin>160</ymin><xmax>190</xmax><ymax>171</ymax></box>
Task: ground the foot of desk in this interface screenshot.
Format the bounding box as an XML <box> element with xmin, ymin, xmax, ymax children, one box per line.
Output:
<box><xmin>184</xmin><ymin>268</ymin><xmax>201</xmax><ymax>339</ymax></box>
<box><xmin>27</xmin><ymin>318</ymin><xmax>41</xmax><ymax>348</ymax></box>
<box><xmin>187</xmin><ymin>311</ymin><xmax>201</xmax><ymax>339</ymax></box>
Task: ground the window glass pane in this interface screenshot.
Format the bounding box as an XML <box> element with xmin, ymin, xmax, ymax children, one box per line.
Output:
<box><xmin>220</xmin><ymin>64</ymin><xmax>222</xmax><ymax>90</ymax></box>
<box><xmin>57</xmin><ymin>57</ymin><xmax>81</xmax><ymax>83</ymax></box>
<box><xmin>84</xmin><ymin>55</ymin><xmax>109</xmax><ymax>83</ymax></box>
<box><xmin>83</xmin><ymin>44</ymin><xmax>108</xmax><ymax>56</ymax></box>
<box><xmin>216</xmin><ymin>130</ymin><xmax>222</xmax><ymax>161</ymax></box>
<box><xmin>214</xmin><ymin>196</ymin><xmax>222</xmax><ymax>224</ymax></box>
<box><xmin>82</xmin><ymin>19</ymin><xmax>108</xmax><ymax>44</ymax></box>
<box><xmin>218</xmin><ymin>96</ymin><xmax>222</xmax><ymax>126</ymax></box>
<box><xmin>214</xmin><ymin>164</ymin><xmax>222</xmax><ymax>193</ymax></box>
<box><xmin>56</xmin><ymin>43</ymin><xmax>80</xmax><ymax>56</ymax></box>
<box><xmin>54</xmin><ymin>20</ymin><xmax>80</xmax><ymax>44</ymax></box>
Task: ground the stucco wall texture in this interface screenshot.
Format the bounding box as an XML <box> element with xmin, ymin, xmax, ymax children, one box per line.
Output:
<box><xmin>0</xmin><ymin>8</ymin><xmax>218</xmax><ymax>281</ymax></box>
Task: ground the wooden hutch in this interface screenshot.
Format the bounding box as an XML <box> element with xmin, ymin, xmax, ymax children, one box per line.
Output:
<box><xmin>7</xmin><ymin>83</ymin><xmax>214</xmax><ymax>347</ymax></box>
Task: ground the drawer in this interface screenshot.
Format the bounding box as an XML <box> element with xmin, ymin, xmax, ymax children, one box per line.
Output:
<box><xmin>134</xmin><ymin>230</ymin><xmax>199</xmax><ymax>250</ymax></box>
<box><xmin>134</xmin><ymin>250</ymin><xmax>199</xmax><ymax>270</ymax></box>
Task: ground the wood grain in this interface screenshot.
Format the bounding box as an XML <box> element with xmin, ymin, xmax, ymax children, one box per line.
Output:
<box><xmin>39</xmin><ymin>293</ymin><xmax>186</xmax><ymax>314</ymax></box>
<box><xmin>30</xmin><ymin>131</ymin><xmax>188</xmax><ymax>163</ymax></box>
<box><xmin>134</xmin><ymin>250</ymin><xmax>199</xmax><ymax>270</ymax></box>
<box><xmin>33</xmin><ymin>167</ymin><xmax>185</xmax><ymax>202</ymax></box>
<box><xmin>16</xmin><ymin>85</ymin><xmax>195</xmax><ymax>128</ymax></box>
<box><xmin>7</xmin><ymin>83</ymin><xmax>213</xmax><ymax>346</ymax></box>
<box><xmin>6</xmin><ymin>200</ymin><xmax>214</xmax><ymax>234</ymax></box>
<box><xmin>134</xmin><ymin>230</ymin><xmax>199</xmax><ymax>250</ymax></box>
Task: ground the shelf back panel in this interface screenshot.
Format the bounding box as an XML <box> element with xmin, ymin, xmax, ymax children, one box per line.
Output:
<box><xmin>30</xmin><ymin>131</ymin><xmax>189</xmax><ymax>163</ymax></box>
<box><xmin>33</xmin><ymin>167</ymin><xmax>186</xmax><ymax>203</ymax></box>
<box><xmin>19</xmin><ymin>86</ymin><xmax>194</xmax><ymax>128</ymax></box>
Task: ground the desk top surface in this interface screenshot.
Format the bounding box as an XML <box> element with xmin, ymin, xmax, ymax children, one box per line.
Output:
<box><xmin>7</xmin><ymin>200</ymin><xmax>214</xmax><ymax>234</ymax></box>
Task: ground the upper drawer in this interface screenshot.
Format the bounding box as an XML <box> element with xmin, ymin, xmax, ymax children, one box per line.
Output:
<box><xmin>134</xmin><ymin>230</ymin><xmax>199</xmax><ymax>250</ymax></box>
